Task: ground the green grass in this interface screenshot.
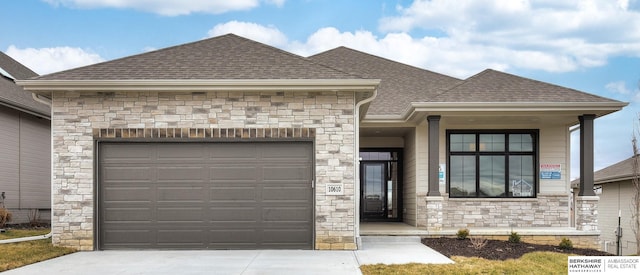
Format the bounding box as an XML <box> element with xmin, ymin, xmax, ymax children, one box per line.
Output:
<box><xmin>361</xmin><ymin>251</ymin><xmax>571</xmax><ymax>275</ymax></box>
<box><xmin>0</xmin><ymin>228</ymin><xmax>50</xmax><ymax>240</ymax></box>
<box><xmin>0</xmin><ymin>229</ymin><xmax>76</xmax><ymax>272</ymax></box>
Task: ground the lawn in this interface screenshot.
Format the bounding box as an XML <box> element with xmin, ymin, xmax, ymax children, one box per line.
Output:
<box><xmin>361</xmin><ymin>251</ymin><xmax>572</xmax><ymax>275</ymax></box>
<box><xmin>0</xmin><ymin>229</ymin><xmax>76</xmax><ymax>272</ymax></box>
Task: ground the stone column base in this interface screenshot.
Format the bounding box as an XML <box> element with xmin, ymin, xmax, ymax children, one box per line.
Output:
<box><xmin>426</xmin><ymin>196</ymin><xmax>444</xmax><ymax>232</ymax></box>
<box><xmin>576</xmin><ymin>196</ymin><xmax>599</xmax><ymax>232</ymax></box>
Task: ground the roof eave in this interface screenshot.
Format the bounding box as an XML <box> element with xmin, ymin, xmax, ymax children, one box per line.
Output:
<box><xmin>362</xmin><ymin>101</ymin><xmax>628</xmax><ymax>124</ymax></box>
<box><xmin>16</xmin><ymin>79</ymin><xmax>381</xmax><ymax>94</ymax></box>
<box><xmin>410</xmin><ymin>102</ymin><xmax>628</xmax><ymax>113</ymax></box>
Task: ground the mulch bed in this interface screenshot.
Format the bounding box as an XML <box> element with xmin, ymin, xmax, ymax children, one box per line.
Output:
<box><xmin>422</xmin><ymin>237</ymin><xmax>613</xmax><ymax>261</ymax></box>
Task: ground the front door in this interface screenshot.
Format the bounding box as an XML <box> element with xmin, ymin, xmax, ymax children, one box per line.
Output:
<box><xmin>362</xmin><ymin>162</ymin><xmax>386</xmax><ymax>219</ymax></box>
<box><xmin>360</xmin><ymin>150</ymin><xmax>402</xmax><ymax>221</ymax></box>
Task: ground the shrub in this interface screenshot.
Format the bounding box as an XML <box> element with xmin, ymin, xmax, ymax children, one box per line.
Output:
<box><xmin>470</xmin><ymin>237</ymin><xmax>488</xmax><ymax>250</ymax></box>
<box><xmin>28</xmin><ymin>209</ymin><xmax>41</xmax><ymax>227</ymax></box>
<box><xmin>508</xmin><ymin>231</ymin><xmax>521</xmax><ymax>243</ymax></box>
<box><xmin>559</xmin><ymin>238</ymin><xmax>573</xmax><ymax>250</ymax></box>
<box><xmin>456</xmin><ymin>228</ymin><xmax>470</xmax><ymax>240</ymax></box>
<box><xmin>0</xmin><ymin>208</ymin><xmax>12</xmax><ymax>228</ymax></box>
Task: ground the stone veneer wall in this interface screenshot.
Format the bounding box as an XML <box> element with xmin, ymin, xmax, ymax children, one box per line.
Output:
<box><xmin>442</xmin><ymin>195</ymin><xmax>570</xmax><ymax>228</ymax></box>
<box><xmin>51</xmin><ymin>91</ymin><xmax>357</xmax><ymax>250</ymax></box>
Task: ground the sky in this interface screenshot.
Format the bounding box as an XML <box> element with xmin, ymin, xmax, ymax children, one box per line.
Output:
<box><xmin>2</xmin><ymin>0</ymin><xmax>639</xmax><ymax>179</ymax></box>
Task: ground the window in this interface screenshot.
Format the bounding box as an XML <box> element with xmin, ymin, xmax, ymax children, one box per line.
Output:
<box><xmin>448</xmin><ymin>130</ymin><xmax>537</xmax><ymax>198</ymax></box>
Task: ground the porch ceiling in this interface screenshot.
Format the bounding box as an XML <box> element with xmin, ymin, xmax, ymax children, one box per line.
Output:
<box><xmin>360</xmin><ymin>127</ymin><xmax>412</xmax><ymax>137</ymax></box>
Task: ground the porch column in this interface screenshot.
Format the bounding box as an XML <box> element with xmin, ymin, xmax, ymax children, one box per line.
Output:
<box><xmin>579</xmin><ymin>114</ymin><xmax>596</xmax><ymax>196</ymax></box>
<box><xmin>427</xmin><ymin>115</ymin><xmax>441</xmax><ymax>196</ymax></box>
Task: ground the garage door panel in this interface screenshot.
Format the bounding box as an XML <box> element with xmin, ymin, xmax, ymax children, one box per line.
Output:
<box><xmin>263</xmin><ymin>186</ymin><xmax>309</xmax><ymax>201</ymax></box>
<box><xmin>210</xmin><ymin>187</ymin><xmax>256</xmax><ymax>202</ymax></box>
<box><xmin>263</xmin><ymin>229</ymin><xmax>310</xmax><ymax>242</ymax></box>
<box><xmin>261</xmin><ymin>144</ymin><xmax>310</xmax><ymax>159</ymax></box>
<box><xmin>263</xmin><ymin>166</ymin><xmax>309</xmax><ymax>181</ymax></box>
<box><xmin>99</xmin><ymin>142</ymin><xmax>313</xmax><ymax>250</ymax></box>
<box><xmin>156</xmin><ymin>207</ymin><xmax>204</xmax><ymax>221</ymax></box>
<box><xmin>209</xmin><ymin>144</ymin><xmax>258</xmax><ymax>159</ymax></box>
<box><xmin>157</xmin><ymin>186</ymin><xmax>206</xmax><ymax>202</ymax></box>
<box><xmin>103</xmin><ymin>187</ymin><xmax>152</xmax><ymax>202</ymax></box>
<box><xmin>156</xmin><ymin>144</ymin><xmax>205</xmax><ymax>160</ymax></box>
<box><xmin>103</xmin><ymin>208</ymin><xmax>153</xmax><ymax>222</ymax></box>
<box><xmin>210</xmin><ymin>166</ymin><xmax>258</xmax><ymax>180</ymax></box>
<box><xmin>157</xmin><ymin>167</ymin><xmax>204</xmax><ymax>180</ymax></box>
<box><xmin>208</xmin><ymin>230</ymin><xmax>258</xmax><ymax>248</ymax></box>
<box><xmin>100</xmin><ymin>144</ymin><xmax>153</xmax><ymax>162</ymax></box>
<box><xmin>102</xmin><ymin>167</ymin><xmax>152</xmax><ymax>181</ymax></box>
<box><xmin>263</xmin><ymin>207</ymin><xmax>311</xmax><ymax>222</ymax></box>
<box><xmin>209</xmin><ymin>207</ymin><xmax>258</xmax><ymax>221</ymax></box>
<box><xmin>103</xmin><ymin>230</ymin><xmax>153</xmax><ymax>245</ymax></box>
<box><xmin>157</xmin><ymin>230</ymin><xmax>206</xmax><ymax>245</ymax></box>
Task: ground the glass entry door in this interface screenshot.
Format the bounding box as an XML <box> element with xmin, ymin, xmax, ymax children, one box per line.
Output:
<box><xmin>360</xmin><ymin>150</ymin><xmax>402</xmax><ymax>221</ymax></box>
<box><xmin>362</xmin><ymin>163</ymin><xmax>386</xmax><ymax>219</ymax></box>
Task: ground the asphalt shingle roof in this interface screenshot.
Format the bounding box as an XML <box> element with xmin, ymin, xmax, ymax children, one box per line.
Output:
<box><xmin>0</xmin><ymin>52</ymin><xmax>49</xmax><ymax>117</ymax></box>
<box><xmin>573</xmin><ymin>156</ymin><xmax>639</xmax><ymax>185</ymax></box>
<box><xmin>432</xmin><ymin>69</ymin><xmax>620</xmax><ymax>103</ymax></box>
<box><xmin>309</xmin><ymin>47</ymin><xmax>463</xmax><ymax>116</ymax></box>
<box><xmin>0</xmin><ymin>51</ymin><xmax>37</xmax><ymax>80</ymax></box>
<box><xmin>36</xmin><ymin>34</ymin><xmax>361</xmax><ymax>81</ymax></box>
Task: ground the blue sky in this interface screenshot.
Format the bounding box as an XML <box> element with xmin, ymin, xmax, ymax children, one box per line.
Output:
<box><xmin>2</xmin><ymin>0</ymin><xmax>640</xmax><ymax>179</ymax></box>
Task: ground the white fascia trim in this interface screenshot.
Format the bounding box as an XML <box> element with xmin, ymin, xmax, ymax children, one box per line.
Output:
<box><xmin>16</xmin><ymin>79</ymin><xmax>381</xmax><ymax>92</ymax></box>
<box><xmin>364</xmin><ymin>101</ymin><xmax>628</xmax><ymax>123</ymax></box>
<box><xmin>409</xmin><ymin>102</ymin><xmax>628</xmax><ymax>112</ymax></box>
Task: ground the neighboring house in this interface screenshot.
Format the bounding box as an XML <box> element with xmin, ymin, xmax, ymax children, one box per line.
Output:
<box><xmin>0</xmin><ymin>51</ymin><xmax>51</xmax><ymax>224</ymax></box>
<box><xmin>572</xmin><ymin>156</ymin><xmax>639</xmax><ymax>255</ymax></box>
<box><xmin>17</xmin><ymin>34</ymin><xmax>627</xmax><ymax>251</ymax></box>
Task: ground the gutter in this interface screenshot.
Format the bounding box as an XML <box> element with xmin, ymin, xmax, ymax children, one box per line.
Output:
<box><xmin>16</xmin><ymin>79</ymin><xmax>381</xmax><ymax>93</ymax></box>
<box><xmin>353</xmin><ymin>88</ymin><xmax>378</xmax><ymax>250</ymax></box>
<box><xmin>0</xmin><ymin>231</ymin><xmax>52</xmax><ymax>244</ymax></box>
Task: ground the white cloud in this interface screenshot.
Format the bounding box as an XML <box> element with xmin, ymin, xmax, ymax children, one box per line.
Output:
<box><xmin>376</xmin><ymin>0</ymin><xmax>640</xmax><ymax>75</ymax></box>
<box><xmin>207</xmin><ymin>21</ymin><xmax>288</xmax><ymax>47</ymax></box>
<box><xmin>606</xmin><ymin>81</ymin><xmax>632</xmax><ymax>95</ymax></box>
<box><xmin>606</xmin><ymin>81</ymin><xmax>640</xmax><ymax>102</ymax></box>
<box><xmin>5</xmin><ymin>45</ymin><xmax>104</xmax><ymax>75</ymax></box>
<box><xmin>43</xmin><ymin>0</ymin><xmax>283</xmax><ymax>16</ymax></box>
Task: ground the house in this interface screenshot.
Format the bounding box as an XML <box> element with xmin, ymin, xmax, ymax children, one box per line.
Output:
<box><xmin>17</xmin><ymin>34</ymin><xmax>627</xmax><ymax>250</ymax></box>
<box><xmin>0</xmin><ymin>51</ymin><xmax>51</xmax><ymax>225</ymax></box>
<box><xmin>572</xmin><ymin>156</ymin><xmax>639</xmax><ymax>255</ymax></box>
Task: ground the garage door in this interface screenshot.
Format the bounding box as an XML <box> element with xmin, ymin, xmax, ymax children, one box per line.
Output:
<box><xmin>98</xmin><ymin>142</ymin><xmax>313</xmax><ymax>250</ymax></box>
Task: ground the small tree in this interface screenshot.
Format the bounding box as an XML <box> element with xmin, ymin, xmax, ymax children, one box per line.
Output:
<box><xmin>632</xmin><ymin>114</ymin><xmax>640</xmax><ymax>255</ymax></box>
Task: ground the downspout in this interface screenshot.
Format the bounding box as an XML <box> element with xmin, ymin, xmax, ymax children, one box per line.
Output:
<box><xmin>354</xmin><ymin>89</ymin><xmax>378</xmax><ymax>249</ymax></box>
<box><xmin>32</xmin><ymin>93</ymin><xmax>52</xmax><ymax>106</ymax></box>
<box><xmin>0</xmin><ymin>231</ymin><xmax>52</xmax><ymax>244</ymax></box>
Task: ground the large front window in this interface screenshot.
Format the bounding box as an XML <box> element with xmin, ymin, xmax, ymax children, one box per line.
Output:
<box><xmin>448</xmin><ymin>130</ymin><xmax>537</xmax><ymax>198</ymax></box>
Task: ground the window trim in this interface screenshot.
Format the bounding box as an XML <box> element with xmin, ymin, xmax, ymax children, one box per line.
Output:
<box><xmin>446</xmin><ymin>129</ymin><xmax>539</xmax><ymax>198</ymax></box>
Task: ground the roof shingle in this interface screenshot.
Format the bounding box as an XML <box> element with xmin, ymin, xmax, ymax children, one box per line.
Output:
<box><xmin>36</xmin><ymin>34</ymin><xmax>361</xmax><ymax>81</ymax></box>
<box><xmin>309</xmin><ymin>47</ymin><xmax>462</xmax><ymax>115</ymax></box>
<box><xmin>432</xmin><ymin>69</ymin><xmax>620</xmax><ymax>103</ymax></box>
<box><xmin>0</xmin><ymin>52</ymin><xmax>49</xmax><ymax>117</ymax></box>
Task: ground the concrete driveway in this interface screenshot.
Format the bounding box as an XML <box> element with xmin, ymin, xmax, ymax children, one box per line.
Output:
<box><xmin>3</xmin><ymin>237</ymin><xmax>452</xmax><ymax>275</ymax></box>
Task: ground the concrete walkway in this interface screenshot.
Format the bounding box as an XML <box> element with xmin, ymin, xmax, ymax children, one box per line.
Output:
<box><xmin>3</xmin><ymin>238</ymin><xmax>452</xmax><ymax>275</ymax></box>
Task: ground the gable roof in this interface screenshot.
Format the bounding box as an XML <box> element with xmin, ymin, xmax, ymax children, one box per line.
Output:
<box><xmin>35</xmin><ymin>34</ymin><xmax>361</xmax><ymax>81</ymax></box>
<box><xmin>20</xmin><ymin>34</ymin><xmax>379</xmax><ymax>95</ymax></box>
<box><xmin>309</xmin><ymin>47</ymin><xmax>462</xmax><ymax>116</ymax></box>
<box><xmin>0</xmin><ymin>52</ymin><xmax>49</xmax><ymax>118</ymax></box>
<box><xmin>432</xmin><ymin>69</ymin><xmax>621</xmax><ymax>103</ymax></box>
<box><xmin>573</xmin><ymin>155</ymin><xmax>639</xmax><ymax>185</ymax></box>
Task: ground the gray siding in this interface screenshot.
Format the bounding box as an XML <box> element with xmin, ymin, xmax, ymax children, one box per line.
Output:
<box><xmin>0</xmin><ymin>105</ymin><xmax>51</xmax><ymax>222</ymax></box>
<box><xmin>0</xmin><ymin>106</ymin><xmax>20</xmax><ymax>208</ymax></box>
<box><xmin>598</xmin><ymin>180</ymin><xmax>638</xmax><ymax>255</ymax></box>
